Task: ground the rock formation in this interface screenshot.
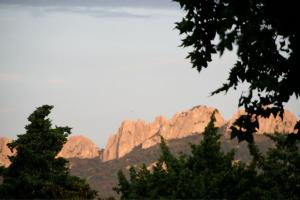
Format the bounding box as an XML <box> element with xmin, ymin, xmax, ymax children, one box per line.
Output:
<box><xmin>103</xmin><ymin>106</ymin><xmax>225</xmax><ymax>161</ymax></box>
<box><xmin>1</xmin><ymin>105</ymin><xmax>298</xmax><ymax>165</ymax></box>
<box><xmin>0</xmin><ymin>135</ymin><xmax>101</xmax><ymax>167</ymax></box>
<box><xmin>103</xmin><ymin>106</ymin><xmax>299</xmax><ymax>161</ymax></box>
<box><xmin>226</xmin><ymin>109</ymin><xmax>298</xmax><ymax>136</ymax></box>
<box><xmin>0</xmin><ymin>137</ymin><xmax>14</xmax><ymax>167</ymax></box>
<box><xmin>57</xmin><ymin>135</ymin><xmax>101</xmax><ymax>159</ymax></box>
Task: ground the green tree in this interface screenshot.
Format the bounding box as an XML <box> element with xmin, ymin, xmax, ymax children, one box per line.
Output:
<box><xmin>254</xmin><ymin>134</ymin><xmax>300</xmax><ymax>199</ymax></box>
<box><xmin>174</xmin><ymin>0</ymin><xmax>299</xmax><ymax>142</ymax></box>
<box><xmin>0</xmin><ymin>105</ymin><xmax>97</xmax><ymax>199</ymax></box>
<box><xmin>114</xmin><ymin>112</ymin><xmax>263</xmax><ymax>199</ymax></box>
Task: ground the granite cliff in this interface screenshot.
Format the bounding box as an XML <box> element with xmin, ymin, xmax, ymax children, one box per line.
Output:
<box><xmin>103</xmin><ymin>105</ymin><xmax>298</xmax><ymax>161</ymax></box>
<box><xmin>226</xmin><ymin>109</ymin><xmax>298</xmax><ymax>136</ymax></box>
<box><xmin>103</xmin><ymin>106</ymin><xmax>225</xmax><ymax>161</ymax></box>
<box><xmin>57</xmin><ymin>135</ymin><xmax>102</xmax><ymax>159</ymax></box>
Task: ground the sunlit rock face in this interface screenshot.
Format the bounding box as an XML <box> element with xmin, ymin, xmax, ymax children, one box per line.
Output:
<box><xmin>0</xmin><ymin>135</ymin><xmax>101</xmax><ymax>167</ymax></box>
<box><xmin>226</xmin><ymin>109</ymin><xmax>298</xmax><ymax>136</ymax></box>
<box><xmin>103</xmin><ymin>105</ymin><xmax>225</xmax><ymax>161</ymax></box>
<box><xmin>1</xmin><ymin>106</ymin><xmax>298</xmax><ymax>165</ymax></box>
<box><xmin>0</xmin><ymin>137</ymin><xmax>14</xmax><ymax>167</ymax></box>
<box><xmin>57</xmin><ymin>135</ymin><xmax>101</xmax><ymax>159</ymax></box>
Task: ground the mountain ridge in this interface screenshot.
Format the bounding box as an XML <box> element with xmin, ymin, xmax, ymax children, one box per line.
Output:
<box><xmin>103</xmin><ymin>105</ymin><xmax>225</xmax><ymax>161</ymax></box>
<box><xmin>102</xmin><ymin>105</ymin><xmax>297</xmax><ymax>161</ymax></box>
<box><xmin>0</xmin><ymin>105</ymin><xmax>298</xmax><ymax>198</ymax></box>
<box><xmin>0</xmin><ymin>104</ymin><xmax>298</xmax><ymax>167</ymax></box>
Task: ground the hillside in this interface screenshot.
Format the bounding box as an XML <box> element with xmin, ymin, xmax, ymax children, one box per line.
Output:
<box><xmin>69</xmin><ymin>130</ymin><xmax>273</xmax><ymax>198</ymax></box>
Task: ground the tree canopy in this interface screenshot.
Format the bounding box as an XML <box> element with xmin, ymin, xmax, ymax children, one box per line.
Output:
<box><xmin>174</xmin><ymin>0</ymin><xmax>299</xmax><ymax>142</ymax></box>
<box><xmin>0</xmin><ymin>105</ymin><xmax>97</xmax><ymax>199</ymax></box>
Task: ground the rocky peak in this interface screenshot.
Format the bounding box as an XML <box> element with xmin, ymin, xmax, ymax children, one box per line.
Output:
<box><xmin>102</xmin><ymin>106</ymin><xmax>299</xmax><ymax>162</ymax></box>
<box><xmin>0</xmin><ymin>137</ymin><xmax>14</xmax><ymax>167</ymax></box>
<box><xmin>0</xmin><ymin>135</ymin><xmax>102</xmax><ymax>167</ymax></box>
<box><xmin>226</xmin><ymin>109</ymin><xmax>298</xmax><ymax>136</ymax></box>
<box><xmin>103</xmin><ymin>105</ymin><xmax>224</xmax><ymax>161</ymax></box>
<box><xmin>57</xmin><ymin>135</ymin><xmax>101</xmax><ymax>159</ymax></box>
<box><xmin>1</xmin><ymin>106</ymin><xmax>298</xmax><ymax>166</ymax></box>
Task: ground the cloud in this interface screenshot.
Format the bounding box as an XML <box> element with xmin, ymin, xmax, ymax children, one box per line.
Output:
<box><xmin>0</xmin><ymin>72</ymin><xmax>22</xmax><ymax>81</ymax></box>
<box><xmin>0</xmin><ymin>0</ymin><xmax>178</xmax><ymax>9</ymax></box>
<box><xmin>44</xmin><ymin>6</ymin><xmax>152</xmax><ymax>18</ymax></box>
<box><xmin>0</xmin><ymin>0</ymin><xmax>179</xmax><ymax>18</ymax></box>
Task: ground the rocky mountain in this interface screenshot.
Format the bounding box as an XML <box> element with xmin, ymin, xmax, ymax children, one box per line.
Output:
<box><xmin>70</xmin><ymin>105</ymin><xmax>298</xmax><ymax>198</ymax></box>
<box><xmin>103</xmin><ymin>105</ymin><xmax>298</xmax><ymax>161</ymax></box>
<box><xmin>0</xmin><ymin>105</ymin><xmax>298</xmax><ymax>198</ymax></box>
<box><xmin>226</xmin><ymin>109</ymin><xmax>298</xmax><ymax>136</ymax></box>
<box><xmin>2</xmin><ymin>105</ymin><xmax>297</xmax><ymax>166</ymax></box>
<box><xmin>57</xmin><ymin>135</ymin><xmax>102</xmax><ymax>159</ymax></box>
<box><xmin>103</xmin><ymin>106</ymin><xmax>225</xmax><ymax>161</ymax></box>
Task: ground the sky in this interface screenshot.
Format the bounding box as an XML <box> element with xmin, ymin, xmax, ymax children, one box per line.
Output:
<box><xmin>0</xmin><ymin>0</ymin><xmax>299</xmax><ymax>148</ymax></box>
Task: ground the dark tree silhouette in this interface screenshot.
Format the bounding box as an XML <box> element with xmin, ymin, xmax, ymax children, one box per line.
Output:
<box><xmin>174</xmin><ymin>0</ymin><xmax>299</xmax><ymax>142</ymax></box>
<box><xmin>0</xmin><ymin>105</ymin><xmax>97</xmax><ymax>199</ymax></box>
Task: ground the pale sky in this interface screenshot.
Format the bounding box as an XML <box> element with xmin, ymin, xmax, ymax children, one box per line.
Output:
<box><xmin>0</xmin><ymin>0</ymin><xmax>299</xmax><ymax>147</ymax></box>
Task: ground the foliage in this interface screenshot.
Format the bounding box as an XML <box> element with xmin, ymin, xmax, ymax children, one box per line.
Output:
<box><xmin>0</xmin><ymin>105</ymin><xmax>97</xmax><ymax>199</ymax></box>
<box><xmin>254</xmin><ymin>134</ymin><xmax>300</xmax><ymax>199</ymax></box>
<box><xmin>173</xmin><ymin>0</ymin><xmax>299</xmax><ymax>142</ymax></box>
<box><xmin>115</xmin><ymin>112</ymin><xmax>300</xmax><ymax>199</ymax></box>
